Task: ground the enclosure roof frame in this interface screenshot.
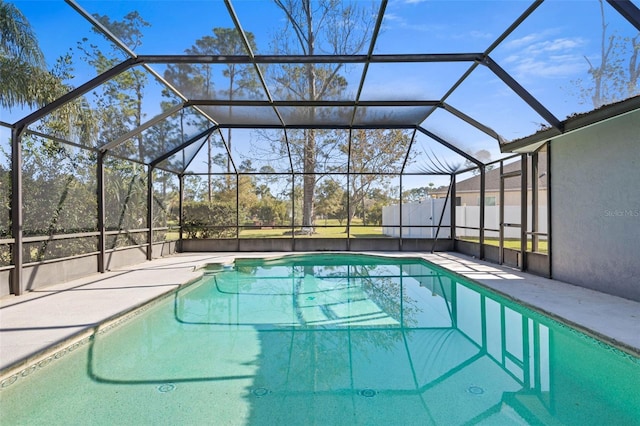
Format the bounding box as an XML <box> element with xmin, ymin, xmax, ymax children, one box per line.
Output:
<box><xmin>9</xmin><ymin>0</ymin><xmax>640</xmax><ymax>170</ymax></box>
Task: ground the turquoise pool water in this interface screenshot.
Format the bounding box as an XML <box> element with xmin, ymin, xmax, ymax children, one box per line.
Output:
<box><xmin>1</xmin><ymin>254</ymin><xmax>639</xmax><ymax>425</ymax></box>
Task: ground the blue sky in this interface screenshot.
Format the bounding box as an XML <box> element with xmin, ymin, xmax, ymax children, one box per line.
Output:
<box><xmin>2</xmin><ymin>0</ymin><xmax>639</xmax><ymax>187</ymax></box>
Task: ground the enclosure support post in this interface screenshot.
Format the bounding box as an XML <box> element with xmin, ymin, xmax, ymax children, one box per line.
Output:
<box><xmin>520</xmin><ymin>154</ymin><xmax>528</xmax><ymax>271</ymax></box>
<box><xmin>179</xmin><ymin>175</ymin><xmax>184</xmax><ymax>243</ymax></box>
<box><xmin>97</xmin><ymin>151</ymin><xmax>106</xmax><ymax>273</ymax></box>
<box><xmin>147</xmin><ymin>165</ymin><xmax>154</xmax><ymax>261</ymax></box>
<box><xmin>10</xmin><ymin>126</ymin><xmax>24</xmax><ymax>295</ymax></box>
<box><xmin>531</xmin><ymin>152</ymin><xmax>539</xmax><ymax>253</ymax></box>
<box><xmin>399</xmin><ymin>175</ymin><xmax>403</xmax><ymax>251</ymax></box>
<box><xmin>347</xmin><ymin>172</ymin><xmax>351</xmax><ymax>251</ymax></box>
<box><xmin>431</xmin><ymin>175</ymin><xmax>452</xmax><ymax>253</ymax></box>
<box><xmin>450</xmin><ymin>174</ymin><xmax>456</xmax><ymax>242</ymax></box>
<box><xmin>290</xmin><ymin>175</ymin><xmax>295</xmax><ymax>250</ymax></box>
<box><xmin>479</xmin><ymin>166</ymin><xmax>486</xmax><ymax>260</ymax></box>
<box><xmin>499</xmin><ymin>161</ymin><xmax>504</xmax><ymax>265</ymax></box>
<box><xmin>347</xmin><ymin>129</ymin><xmax>352</xmax><ymax>251</ymax></box>
<box><xmin>236</xmin><ymin>174</ymin><xmax>240</xmax><ymax>251</ymax></box>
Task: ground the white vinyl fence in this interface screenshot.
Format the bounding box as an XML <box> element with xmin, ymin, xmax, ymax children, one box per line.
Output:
<box><xmin>383</xmin><ymin>201</ymin><xmax>547</xmax><ymax>239</ymax></box>
<box><xmin>382</xmin><ymin>199</ymin><xmax>451</xmax><ymax>238</ymax></box>
<box><xmin>456</xmin><ymin>206</ymin><xmax>548</xmax><ymax>239</ymax></box>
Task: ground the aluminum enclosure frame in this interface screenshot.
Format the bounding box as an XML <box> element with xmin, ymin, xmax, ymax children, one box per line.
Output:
<box><xmin>5</xmin><ymin>0</ymin><xmax>640</xmax><ymax>294</ymax></box>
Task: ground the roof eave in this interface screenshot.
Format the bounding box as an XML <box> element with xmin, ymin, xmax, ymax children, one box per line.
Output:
<box><xmin>500</xmin><ymin>95</ymin><xmax>640</xmax><ymax>153</ymax></box>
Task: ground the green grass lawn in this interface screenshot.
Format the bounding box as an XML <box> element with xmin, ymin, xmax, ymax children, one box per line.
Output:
<box><xmin>239</xmin><ymin>220</ymin><xmax>385</xmax><ymax>238</ymax></box>
<box><xmin>172</xmin><ymin>219</ymin><xmax>387</xmax><ymax>239</ymax></box>
<box><xmin>457</xmin><ymin>236</ymin><xmax>548</xmax><ymax>254</ymax></box>
<box><xmin>169</xmin><ymin>220</ymin><xmax>548</xmax><ymax>254</ymax></box>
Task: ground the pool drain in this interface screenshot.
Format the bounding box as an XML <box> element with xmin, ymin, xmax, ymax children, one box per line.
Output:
<box><xmin>467</xmin><ymin>386</ymin><xmax>484</xmax><ymax>395</ymax></box>
<box><xmin>359</xmin><ymin>389</ymin><xmax>377</xmax><ymax>398</ymax></box>
<box><xmin>157</xmin><ymin>383</ymin><xmax>176</xmax><ymax>393</ymax></box>
<box><xmin>252</xmin><ymin>387</ymin><xmax>270</xmax><ymax>397</ymax></box>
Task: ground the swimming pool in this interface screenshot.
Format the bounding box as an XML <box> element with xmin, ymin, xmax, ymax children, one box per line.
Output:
<box><xmin>1</xmin><ymin>253</ymin><xmax>638</xmax><ymax>425</ymax></box>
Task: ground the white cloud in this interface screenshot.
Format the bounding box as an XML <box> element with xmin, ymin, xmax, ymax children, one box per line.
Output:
<box><xmin>500</xmin><ymin>32</ymin><xmax>588</xmax><ymax>79</ymax></box>
<box><xmin>450</xmin><ymin>30</ymin><xmax>494</xmax><ymax>41</ymax></box>
<box><xmin>382</xmin><ymin>12</ymin><xmax>403</xmax><ymax>23</ymax></box>
<box><xmin>503</xmin><ymin>29</ymin><xmax>559</xmax><ymax>50</ymax></box>
<box><xmin>511</xmin><ymin>56</ymin><xmax>585</xmax><ymax>79</ymax></box>
<box><xmin>523</xmin><ymin>38</ymin><xmax>585</xmax><ymax>56</ymax></box>
<box><xmin>469</xmin><ymin>30</ymin><xmax>493</xmax><ymax>40</ymax></box>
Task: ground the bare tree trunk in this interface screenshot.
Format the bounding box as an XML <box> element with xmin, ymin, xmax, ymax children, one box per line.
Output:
<box><xmin>207</xmin><ymin>64</ymin><xmax>213</xmax><ymax>202</ymax></box>
<box><xmin>585</xmin><ymin>0</ymin><xmax>614</xmax><ymax>108</ymax></box>
<box><xmin>272</xmin><ymin>0</ymin><xmax>374</xmax><ymax>229</ymax></box>
<box><xmin>136</xmin><ymin>80</ymin><xmax>144</xmax><ymax>162</ymax></box>
<box><xmin>207</xmin><ymin>137</ymin><xmax>212</xmax><ymax>202</ymax></box>
<box><xmin>362</xmin><ymin>195</ymin><xmax>366</xmax><ymax>226</ymax></box>
<box><xmin>302</xmin><ymin>2</ymin><xmax>316</xmax><ymax>230</ymax></box>
<box><xmin>345</xmin><ymin>176</ymin><xmax>359</xmax><ymax>233</ymax></box>
<box><xmin>227</xmin><ymin>71</ymin><xmax>234</xmax><ymax>176</ymax></box>
<box><xmin>302</xmin><ymin>129</ymin><xmax>315</xmax><ymax>228</ymax></box>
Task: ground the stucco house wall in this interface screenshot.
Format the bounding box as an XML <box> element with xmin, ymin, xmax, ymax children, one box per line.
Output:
<box><xmin>551</xmin><ymin>109</ymin><xmax>640</xmax><ymax>302</ymax></box>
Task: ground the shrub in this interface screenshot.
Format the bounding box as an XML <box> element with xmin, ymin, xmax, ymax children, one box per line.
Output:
<box><xmin>183</xmin><ymin>201</ymin><xmax>236</xmax><ymax>239</ymax></box>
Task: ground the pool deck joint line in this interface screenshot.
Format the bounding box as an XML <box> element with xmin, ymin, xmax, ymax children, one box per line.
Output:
<box><xmin>1</xmin><ymin>251</ymin><xmax>639</xmax><ymax>379</ymax></box>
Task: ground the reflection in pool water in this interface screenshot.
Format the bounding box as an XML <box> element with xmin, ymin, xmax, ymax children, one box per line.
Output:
<box><xmin>1</xmin><ymin>254</ymin><xmax>639</xmax><ymax>425</ymax></box>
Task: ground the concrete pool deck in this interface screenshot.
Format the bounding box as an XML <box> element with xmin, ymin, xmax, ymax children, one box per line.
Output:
<box><xmin>1</xmin><ymin>251</ymin><xmax>639</xmax><ymax>377</ymax></box>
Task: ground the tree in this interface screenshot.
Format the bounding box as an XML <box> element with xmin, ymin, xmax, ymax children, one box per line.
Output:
<box><xmin>75</xmin><ymin>12</ymin><xmax>152</xmax><ymax>240</ymax></box>
<box><xmin>151</xmin><ymin>168</ymin><xmax>179</xmax><ymax>237</ymax></box>
<box><xmin>271</xmin><ymin>0</ymin><xmax>376</xmax><ymax>229</ymax></box>
<box><xmin>0</xmin><ymin>0</ymin><xmax>45</xmax><ymax>109</ymax></box>
<box><xmin>251</xmin><ymin>196</ymin><xmax>288</xmax><ymax>226</ymax></box>
<box><xmin>579</xmin><ymin>0</ymin><xmax>640</xmax><ymax>108</ymax></box>
<box><xmin>207</xmin><ymin>29</ymin><xmax>260</xmax><ymax>172</ymax></box>
<box><xmin>164</xmin><ymin>28</ymin><xmax>259</xmax><ymax>201</ymax></box>
<box><xmin>402</xmin><ymin>184</ymin><xmax>435</xmax><ymax>203</ymax></box>
<box><xmin>19</xmin><ymin>136</ymin><xmax>98</xmax><ymax>260</ymax></box>
<box><xmin>143</xmin><ymin>101</ymin><xmax>183</xmax><ymax>172</ymax></box>
<box><xmin>77</xmin><ymin>11</ymin><xmax>150</xmax><ymax>158</ymax></box>
<box><xmin>315</xmin><ymin>178</ymin><xmax>346</xmax><ymax>225</ymax></box>
<box><xmin>0</xmin><ymin>2</ymin><xmax>100</xmax><ymax>261</ymax></box>
<box><xmin>366</xmin><ymin>188</ymin><xmax>394</xmax><ymax>226</ymax></box>
<box><xmin>34</xmin><ymin>54</ymin><xmax>98</xmax><ymax>145</ymax></box>
<box><xmin>0</xmin><ymin>1</ymin><xmax>90</xmax><ymax>129</ymax></box>
<box><xmin>346</xmin><ymin>129</ymin><xmax>412</xmax><ymax>225</ymax></box>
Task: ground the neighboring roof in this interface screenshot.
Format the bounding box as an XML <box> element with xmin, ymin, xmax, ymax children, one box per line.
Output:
<box><xmin>434</xmin><ymin>157</ymin><xmax>547</xmax><ymax>194</ymax></box>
